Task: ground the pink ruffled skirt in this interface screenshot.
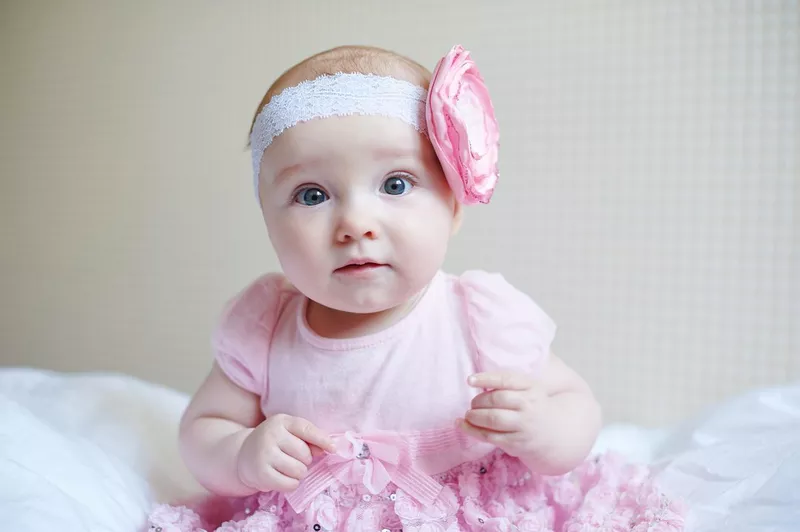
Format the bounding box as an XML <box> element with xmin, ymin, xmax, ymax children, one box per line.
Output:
<box><xmin>146</xmin><ymin>450</ymin><xmax>685</xmax><ymax>531</ymax></box>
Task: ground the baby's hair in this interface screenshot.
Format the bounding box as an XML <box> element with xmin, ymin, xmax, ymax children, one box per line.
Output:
<box><xmin>247</xmin><ymin>45</ymin><xmax>432</xmax><ymax>144</ymax></box>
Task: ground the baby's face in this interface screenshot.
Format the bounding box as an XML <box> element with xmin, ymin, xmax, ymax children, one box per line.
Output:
<box><xmin>258</xmin><ymin>115</ymin><xmax>460</xmax><ymax>314</ymax></box>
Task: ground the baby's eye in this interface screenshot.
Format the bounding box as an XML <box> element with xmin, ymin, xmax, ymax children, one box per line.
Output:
<box><xmin>294</xmin><ymin>187</ymin><xmax>328</xmax><ymax>206</ymax></box>
<box><xmin>382</xmin><ymin>175</ymin><xmax>413</xmax><ymax>196</ymax></box>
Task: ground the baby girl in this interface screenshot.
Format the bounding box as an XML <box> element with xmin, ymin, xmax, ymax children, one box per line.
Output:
<box><xmin>148</xmin><ymin>44</ymin><xmax>684</xmax><ymax>531</ymax></box>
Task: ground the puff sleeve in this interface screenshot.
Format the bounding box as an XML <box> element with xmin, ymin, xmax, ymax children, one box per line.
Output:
<box><xmin>459</xmin><ymin>270</ymin><xmax>557</xmax><ymax>374</ymax></box>
<box><xmin>211</xmin><ymin>273</ymin><xmax>292</xmax><ymax>397</ymax></box>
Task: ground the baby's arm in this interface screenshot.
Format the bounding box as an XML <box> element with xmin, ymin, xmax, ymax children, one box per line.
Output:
<box><xmin>179</xmin><ymin>363</ymin><xmax>265</xmax><ymax>496</ymax></box>
<box><xmin>521</xmin><ymin>354</ymin><xmax>602</xmax><ymax>474</ymax></box>
<box><xmin>461</xmin><ymin>354</ymin><xmax>602</xmax><ymax>476</ymax></box>
<box><xmin>179</xmin><ymin>363</ymin><xmax>334</xmax><ymax>497</ymax></box>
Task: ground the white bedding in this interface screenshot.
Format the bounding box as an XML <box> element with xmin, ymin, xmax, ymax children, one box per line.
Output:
<box><xmin>0</xmin><ymin>367</ymin><xmax>797</xmax><ymax>532</ymax></box>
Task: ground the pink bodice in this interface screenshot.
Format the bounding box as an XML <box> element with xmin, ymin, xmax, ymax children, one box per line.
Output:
<box><xmin>212</xmin><ymin>270</ymin><xmax>556</xmax><ymax>512</ymax></box>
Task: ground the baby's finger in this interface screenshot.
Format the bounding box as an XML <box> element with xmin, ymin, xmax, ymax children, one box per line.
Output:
<box><xmin>465</xmin><ymin>408</ymin><xmax>520</xmax><ymax>432</ymax></box>
<box><xmin>271</xmin><ymin>451</ymin><xmax>308</xmax><ymax>481</ymax></box>
<box><xmin>279</xmin><ymin>434</ymin><xmax>314</xmax><ymax>466</ymax></box>
<box><xmin>286</xmin><ymin>417</ymin><xmax>335</xmax><ymax>452</ymax></box>
<box><xmin>456</xmin><ymin>418</ymin><xmax>505</xmax><ymax>445</ymax></box>
<box><xmin>470</xmin><ymin>389</ymin><xmax>523</xmax><ymax>411</ymax></box>
<box><xmin>263</xmin><ymin>467</ymin><xmax>300</xmax><ymax>492</ymax></box>
<box><xmin>468</xmin><ymin>372</ymin><xmax>535</xmax><ymax>391</ymax></box>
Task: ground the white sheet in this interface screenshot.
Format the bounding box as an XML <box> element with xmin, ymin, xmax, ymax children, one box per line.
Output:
<box><xmin>0</xmin><ymin>368</ymin><xmax>204</xmax><ymax>531</ymax></box>
<box><xmin>0</xmin><ymin>367</ymin><xmax>797</xmax><ymax>531</ymax></box>
<box><xmin>649</xmin><ymin>384</ymin><xmax>800</xmax><ymax>531</ymax></box>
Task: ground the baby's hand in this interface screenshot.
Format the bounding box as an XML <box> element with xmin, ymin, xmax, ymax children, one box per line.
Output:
<box><xmin>237</xmin><ymin>414</ymin><xmax>335</xmax><ymax>493</ymax></box>
<box><xmin>457</xmin><ymin>371</ymin><xmax>548</xmax><ymax>459</ymax></box>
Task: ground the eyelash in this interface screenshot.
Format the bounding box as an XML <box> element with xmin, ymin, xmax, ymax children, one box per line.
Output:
<box><xmin>390</xmin><ymin>172</ymin><xmax>418</xmax><ymax>187</ymax></box>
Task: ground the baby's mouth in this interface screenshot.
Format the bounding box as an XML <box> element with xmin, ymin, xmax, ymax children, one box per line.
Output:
<box><xmin>334</xmin><ymin>261</ymin><xmax>389</xmax><ymax>275</ymax></box>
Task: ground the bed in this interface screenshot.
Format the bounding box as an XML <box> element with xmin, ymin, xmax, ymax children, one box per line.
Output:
<box><xmin>0</xmin><ymin>367</ymin><xmax>797</xmax><ymax>531</ymax></box>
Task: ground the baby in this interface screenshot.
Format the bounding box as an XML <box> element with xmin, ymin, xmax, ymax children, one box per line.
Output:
<box><xmin>148</xmin><ymin>45</ymin><xmax>684</xmax><ymax>531</ymax></box>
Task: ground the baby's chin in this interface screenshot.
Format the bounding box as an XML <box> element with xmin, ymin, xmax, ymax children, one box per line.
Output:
<box><xmin>315</xmin><ymin>291</ymin><xmax>412</xmax><ymax>316</ymax></box>
<box><xmin>284</xmin><ymin>266</ymin><xmax>433</xmax><ymax>316</ymax></box>
<box><xmin>308</xmin><ymin>280</ymin><xmax>423</xmax><ymax>316</ymax></box>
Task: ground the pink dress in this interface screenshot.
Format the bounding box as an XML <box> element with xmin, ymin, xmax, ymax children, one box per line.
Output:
<box><xmin>147</xmin><ymin>270</ymin><xmax>685</xmax><ymax>531</ymax></box>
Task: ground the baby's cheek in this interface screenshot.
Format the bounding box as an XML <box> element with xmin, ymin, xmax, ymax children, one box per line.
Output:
<box><xmin>269</xmin><ymin>227</ymin><xmax>321</xmax><ymax>283</ymax></box>
<box><xmin>396</xmin><ymin>229</ymin><xmax>450</xmax><ymax>285</ymax></box>
<box><xmin>270</xmin><ymin>215</ymin><xmax>324</xmax><ymax>254</ymax></box>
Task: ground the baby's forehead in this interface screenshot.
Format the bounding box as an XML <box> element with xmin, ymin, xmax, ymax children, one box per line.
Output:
<box><xmin>260</xmin><ymin>115</ymin><xmax>439</xmax><ymax>188</ymax></box>
<box><xmin>270</xmin><ymin>114</ymin><xmax>429</xmax><ymax>162</ymax></box>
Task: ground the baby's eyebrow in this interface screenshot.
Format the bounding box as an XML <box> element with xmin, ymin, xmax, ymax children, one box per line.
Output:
<box><xmin>272</xmin><ymin>157</ymin><xmax>325</xmax><ymax>185</ymax></box>
<box><xmin>373</xmin><ymin>146</ymin><xmax>422</xmax><ymax>159</ymax></box>
<box><xmin>271</xmin><ymin>145</ymin><xmax>426</xmax><ymax>184</ymax></box>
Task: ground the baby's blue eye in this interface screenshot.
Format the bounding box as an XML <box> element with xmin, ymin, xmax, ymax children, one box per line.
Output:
<box><xmin>295</xmin><ymin>187</ymin><xmax>328</xmax><ymax>206</ymax></box>
<box><xmin>382</xmin><ymin>175</ymin><xmax>412</xmax><ymax>196</ymax></box>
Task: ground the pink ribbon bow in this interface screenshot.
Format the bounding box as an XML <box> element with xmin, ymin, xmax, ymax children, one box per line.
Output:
<box><xmin>285</xmin><ymin>431</ymin><xmax>443</xmax><ymax>513</ymax></box>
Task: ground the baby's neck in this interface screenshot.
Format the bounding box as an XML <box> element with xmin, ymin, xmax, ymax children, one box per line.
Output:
<box><xmin>305</xmin><ymin>290</ymin><xmax>425</xmax><ymax>340</ymax></box>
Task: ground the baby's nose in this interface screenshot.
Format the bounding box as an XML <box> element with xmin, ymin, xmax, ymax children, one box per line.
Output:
<box><xmin>334</xmin><ymin>202</ymin><xmax>380</xmax><ymax>243</ymax></box>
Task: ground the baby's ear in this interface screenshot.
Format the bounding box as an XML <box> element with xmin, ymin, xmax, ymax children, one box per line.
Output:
<box><xmin>451</xmin><ymin>200</ymin><xmax>464</xmax><ymax>236</ymax></box>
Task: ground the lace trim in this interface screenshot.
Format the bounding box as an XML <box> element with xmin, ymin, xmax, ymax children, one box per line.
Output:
<box><xmin>250</xmin><ymin>73</ymin><xmax>429</xmax><ymax>196</ymax></box>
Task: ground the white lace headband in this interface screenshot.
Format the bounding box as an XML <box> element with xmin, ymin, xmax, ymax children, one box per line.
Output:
<box><xmin>249</xmin><ymin>45</ymin><xmax>500</xmax><ymax>206</ymax></box>
<box><xmin>249</xmin><ymin>73</ymin><xmax>428</xmax><ymax>196</ymax></box>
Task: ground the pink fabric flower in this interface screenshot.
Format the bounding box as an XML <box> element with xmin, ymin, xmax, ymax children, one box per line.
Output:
<box><xmin>482</xmin><ymin>518</ymin><xmax>516</xmax><ymax>532</ymax></box>
<box><xmin>584</xmin><ymin>482</ymin><xmax>619</xmax><ymax>509</ymax></box>
<box><xmin>342</xmin><ymin>503</ymin><xmax>382</xmax><ymax>531</ymax></box>
<box><xmin>223</xmin><ymin>509</ymin><xmax>278</xmax><ymax>531</ymax></box>
<box><xmin>516</xmin><ymin>513</ymin><xmax>548</xmax><ymax>532</ymax></box>
<box><xmin>308</xmin><ymin>493</ymin><xmax>338</xmax><ymax>530</ymax></box>
<box><xmin>148</xmin><ymin>503</ymin><xmax>205</xmax><ymax>532</ymax></box>
<box><xmin>328</xmin><ymin>483</ymin><xmax>358</xmax><ymax>508</ymax></box>
<box><xmin>459</xmin><ymin>498</ymin><xmax>488</xmax><ymax>527</ymax></box>
<box><xmin>552</xmin><ymin>478</ymin><xmax>582</xmax><ymax>510</ymax></box>
<box><xmin>394</xmin><ymin>490</ymin><xmax>423</xmax><ymax>520</ymax></box>
<box><xmin>426</xmin><ymin>45</ymin><xmax>500</xmax><ymax>205</ymax></box>
<box><xmin>485</xmin><ymin>500</ymin><xmax>507</xmax><ymax>518</ymax></box>
<box><xmin>415</xmin><ymin>524</ymin><xmax>448</xmax><ymax>532</ymax></box>
<box><xmin>458</xmin><ymin>471</ymin><xmax>481</xmax><ymax>499</ymax></box>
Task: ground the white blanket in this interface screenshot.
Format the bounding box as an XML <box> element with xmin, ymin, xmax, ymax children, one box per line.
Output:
<box><xmin>0</xmin><ymin>367</ymin><xmax>797</xmax><ymax>531</ymax></box>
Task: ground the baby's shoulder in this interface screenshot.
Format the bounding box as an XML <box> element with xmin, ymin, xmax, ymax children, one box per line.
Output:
<box><xmin>211</xmin><ymin>272</ymin><xmax>298</xmax><ymax>395</ymax></box>
<box><xmin>222</xmin><ymin>272</ymin><xmax>297</xmax><ymax>320</ymax></box>
<box><xmin>442</xmin><ymin>269</ymin><xmax>543</xmax><ymax>310</ymax></box>
<box><xmin>443</xmin><ymin>269</ymin><xmax>557</xmax><ymax>373</ymax></box>
<box><xmin>213</xmin><ymin>272</ymin><xmax>299</xmax><ymax>351</ymax></box>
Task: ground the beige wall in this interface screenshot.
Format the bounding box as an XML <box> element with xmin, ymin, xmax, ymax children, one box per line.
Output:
<box><xmin>1</xmin><ymin>0</ymin><xmax>797</xmax><ymax>426</ymax></box>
